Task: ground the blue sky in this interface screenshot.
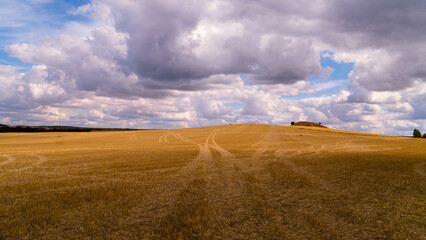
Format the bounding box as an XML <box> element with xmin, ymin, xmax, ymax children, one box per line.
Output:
<box><xmin>283</xmin><ymin>51</ymin><xmax>354</xmax><ymax>100</ymax></box>
<box><xmin>0</xmin><ymin>0</ymin><xmax>91</xmax><ymax>69</ymax></box>
<box><xmin>0</xmin><ymin>48</ymin><xmax>32</xmax><ymax>70</ymax></box>
<box><xmin>0</xmin><ymin>0</ymin><xmax>91</xmax><ymax>40</ymax></box>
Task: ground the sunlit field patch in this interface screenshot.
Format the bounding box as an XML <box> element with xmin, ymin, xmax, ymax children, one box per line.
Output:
<box><xmin>0</xmin><ymin>124</ymin><xmax>425</xmax><ymax>239</ymax></box>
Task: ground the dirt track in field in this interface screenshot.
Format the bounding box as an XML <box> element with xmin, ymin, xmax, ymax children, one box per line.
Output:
<box><xmin>0</xmin><ymin>124</ymin><xmax>425</xmax><ymax>239</ymax></box>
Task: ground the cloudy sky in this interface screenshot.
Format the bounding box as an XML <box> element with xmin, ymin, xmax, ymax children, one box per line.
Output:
<box><xmin>1</xmin><ymin>0</ymin><xmax>425</xmax><ymax>135</ymax></box>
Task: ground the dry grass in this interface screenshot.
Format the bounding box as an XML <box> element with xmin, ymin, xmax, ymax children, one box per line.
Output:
<box><xmin>0</xmin><ymin>124</ymin><xmax>425</xmax><ymax>239</ymax></box>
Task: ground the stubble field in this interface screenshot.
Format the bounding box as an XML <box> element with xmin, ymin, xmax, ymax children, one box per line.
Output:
<box><xmin>0</xmin><ymin>124</ymin><xmax>425</xmax><ymax>239</ymax></box>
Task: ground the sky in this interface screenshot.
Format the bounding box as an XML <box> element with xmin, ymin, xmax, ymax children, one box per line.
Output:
<box><xmin>0</xmin><ymin>0</ymin><xmax>425</xmax><ymax>135</ymax></box>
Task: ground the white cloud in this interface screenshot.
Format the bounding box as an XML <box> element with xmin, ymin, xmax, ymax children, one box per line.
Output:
<box><xmin>67</xmin><ymin>4</ymin><xmax>94</xmax><ymax>16</ymax></box>
<box><xmin>1</xmin><ymin>0</ymin><xmax>425</xmax><ymax>136</ymax></box>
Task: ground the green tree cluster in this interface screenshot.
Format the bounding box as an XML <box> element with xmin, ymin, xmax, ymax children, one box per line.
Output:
<box><xmin>413</xmin><ymin>129</ymin><xmax>422</xmax><ymax>138</ymax></box>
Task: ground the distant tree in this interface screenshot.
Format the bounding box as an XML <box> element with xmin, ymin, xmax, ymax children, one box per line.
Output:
<box><xmin>291</xmin><ymin>122</ymin><xmax>295</xmax><ymax>126</ymax></box>
<box><xmin>423</xmin><ymin>133</ymin><xmax>426</xmax><ymax>138</ymax></box>
<box><xmin>318</xmin><ymin>123</ymin><xmax>322</xmax><ymax>125</ymax></box>
<box><xmin>413</xmin><ymin>129</ymin><xmax>422</xmax><ymax>138</ymax></box>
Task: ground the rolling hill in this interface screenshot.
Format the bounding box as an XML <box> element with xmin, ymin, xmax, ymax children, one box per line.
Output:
<box><xmin>0</xmin><ymin>124</ymin><xmax>425</xmax><ymax>239</ymax></box>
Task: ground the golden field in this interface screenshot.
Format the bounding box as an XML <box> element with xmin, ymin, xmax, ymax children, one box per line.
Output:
<box><xmin>0</xmin><ymin>124</ymin><xmax>425</xmax><ymax>239</ymax></box>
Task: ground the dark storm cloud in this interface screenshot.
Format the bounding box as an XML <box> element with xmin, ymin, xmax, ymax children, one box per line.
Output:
<box><xmin>107</xmin><ymin>0</ymin><xmax>323</xmax><ymax>88</ymax></box>
<box><xmin>111</xmin><ymin>1</ymin><xmax>208</xmax><ymax>81</ymax></box>
<box><xmin>326</xmin><ymin>0</ymin><xmax>426</xmax><ymax>91</ymax></box>
<box><xmin>8</xmin><ymin>0</ymin><xmax>425</xmax><ymax>94</ymax></box>
<box><xmin>103</xmin><ymin>0</ymin><xmax>426</xmax><ymax>92</ymax></box>
<box><xmin>328</xmin><ymin>0</ymin><xmax>426</xmax><ymax>47</ymax></box>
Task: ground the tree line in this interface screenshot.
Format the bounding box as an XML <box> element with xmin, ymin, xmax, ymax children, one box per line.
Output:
<box><xmin>0</xmin><ymin>124</ymin><xmax>140</xmax><ymax>132</ymax></box>
<box><xmin>413</xmin><ymin>129</ymin><xmax>426</xmax><ymax>138</ymax></box>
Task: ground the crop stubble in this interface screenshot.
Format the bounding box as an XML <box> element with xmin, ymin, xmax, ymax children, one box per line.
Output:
<box><xmin>0</xmin><ymin>124</ymin><xmax>425</xmax><ymax>239</ymax></box>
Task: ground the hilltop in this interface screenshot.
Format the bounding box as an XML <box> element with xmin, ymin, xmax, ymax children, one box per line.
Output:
<box><xmin>291</xmin><ymin>121</ymin><xmax>327</xmax><ymax>128</ymax></box>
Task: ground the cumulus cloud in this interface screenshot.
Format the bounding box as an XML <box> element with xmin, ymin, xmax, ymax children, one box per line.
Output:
<box><xmin>67</xmin><ymin>3</ymin><xmax>94</xmax><ymax>16</ymax></box>
<box><xmin>1</xmin><ymin>0</ymin><xmax>425</xmax><ymax>135</ymax></box>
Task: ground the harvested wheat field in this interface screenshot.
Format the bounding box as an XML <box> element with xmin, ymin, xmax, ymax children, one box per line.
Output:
<box><xmin>0</xmin><ymin>124</ymin><xmax>425</xmax><ymax>239</ymax></box>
